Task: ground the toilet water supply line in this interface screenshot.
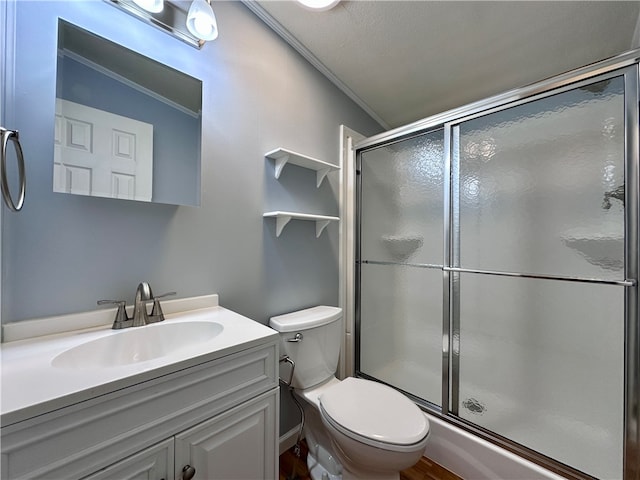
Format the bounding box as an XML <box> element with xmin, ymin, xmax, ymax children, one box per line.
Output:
<box><xmin>279</xmin><ymin>355</ymin><xmax>306</xmax><ymax>474</ymax></box>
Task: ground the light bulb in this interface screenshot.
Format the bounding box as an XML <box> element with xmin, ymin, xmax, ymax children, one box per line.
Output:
<box><xmin>194</xmin><ymin>17</ymin><xmax>215</xmax><ymax>38</ymax></box>
<box><xmin>297</xmin><ymin>0</ymin><xmax>339</xmax><ymax>11</ymax></box>
<box><xmin>132</xmin><ymin>0</ymin><xmax>163</xmax><ymax>13</ymax></box>
<box><xmin>187</xmin><ymin>0</ymin><xmax>218</xmax><ymax>41</ymax></box>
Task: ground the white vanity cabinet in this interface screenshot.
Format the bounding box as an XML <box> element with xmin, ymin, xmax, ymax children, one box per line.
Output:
<box><xmin>1</xmin><ymin>340</ymin><xmax>279</xmax><ymax>480</ymax></box>
<box><xmin>83</xmin><ymin>389</ymin><xmax>278</xmax><ymax>480</ymax></box>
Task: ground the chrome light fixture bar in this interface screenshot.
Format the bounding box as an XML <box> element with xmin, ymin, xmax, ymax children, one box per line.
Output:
<box><xmin>105</xmin><ymin>0</ymin><xmax>217</xmax><ymax>48</ymax></box>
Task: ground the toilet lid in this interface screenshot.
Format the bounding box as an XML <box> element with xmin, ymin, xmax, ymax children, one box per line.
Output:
<box><xmin>318</xmin><ymin>377</ymin><xmax>429</xmax><ymax>446</ymax></box>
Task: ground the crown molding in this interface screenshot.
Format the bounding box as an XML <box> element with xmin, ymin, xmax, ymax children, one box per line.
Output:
<box><xmin>241</xmin><ymin>1</ymin><xmax>388</xmax><ymax>130</ymax></box>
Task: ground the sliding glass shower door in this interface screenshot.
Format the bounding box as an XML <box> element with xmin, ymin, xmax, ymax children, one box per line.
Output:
<box><xmin>358</xmin><ymin>130</ymin><xmax>444</xmax><ymax>406</ymax></box>
<box><xmin>356</xmin><ymin>64</ymin><xmax>638</xmax><ymax>479</ymax></box>
<box><xmin>452</xmin><ymin>74</ymin><xmax>627</xmax><ymax>479</ymax></box>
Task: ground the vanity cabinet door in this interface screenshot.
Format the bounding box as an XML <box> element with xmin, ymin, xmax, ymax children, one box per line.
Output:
<box><xmin>82</xmin><ymin>438</ymin><xmax>174</xmax><ymax>480</ymax></box>
<box><xmin>174</xmin><ymin>388</ymin><xmax>278</xmax><ymax>480</ymax></box>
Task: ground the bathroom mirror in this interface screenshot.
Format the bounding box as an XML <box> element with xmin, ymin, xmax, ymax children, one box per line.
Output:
<box><xmin>55</xmin><ymin>20</ymin><xmax>202</xmax><ymax>206</ymax></box>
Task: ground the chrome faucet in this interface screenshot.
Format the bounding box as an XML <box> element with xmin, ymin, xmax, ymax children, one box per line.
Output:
<box><xmin>132</xmin><ymin>282</ymin><xmax>153</xmax><ymax>327</ymax></box>
<box><xmin>98</xmin><ymin>283</ymin><xmax>176</xmax><ymax>329</ymax></box>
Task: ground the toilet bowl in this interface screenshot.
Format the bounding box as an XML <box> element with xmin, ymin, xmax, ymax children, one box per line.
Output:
<box><xmin>270</xmin><ymin>306</ymin><xmax>430</xmax><ymax>480</ymax></box>
<box><xmin>319</xmin><ymin>377</ymin><xmax>430</xmax><ymax>479</ymax></box>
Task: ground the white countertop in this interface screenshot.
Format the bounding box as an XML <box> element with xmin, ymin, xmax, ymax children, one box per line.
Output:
<box><xmin>1</xmin><ymin>302</ymin><xmax>278</xmax><ymax>427</ymax></box>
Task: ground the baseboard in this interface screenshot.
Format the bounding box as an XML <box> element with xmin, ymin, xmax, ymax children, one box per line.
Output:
<box><xmin>280</xmin><ymin>424</ymin><xmax>303</xmax><ymax>455</ymax></box>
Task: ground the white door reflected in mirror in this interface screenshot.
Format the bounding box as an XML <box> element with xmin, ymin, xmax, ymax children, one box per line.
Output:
<box><xmin>55</xmin><ymin>20</ymin><xmax>203</xmax><ymax>206</ymax></box>
<box><xmin>54</xmin><ymin>99</ymin><xmax>154</xmax><ymax>201</ymax></box>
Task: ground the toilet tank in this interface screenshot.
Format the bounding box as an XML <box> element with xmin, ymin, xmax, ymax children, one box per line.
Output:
<box><xmin>269</xmin><ymin>306</ymin><xmax>342</xmax><ymax>390</ymax></box>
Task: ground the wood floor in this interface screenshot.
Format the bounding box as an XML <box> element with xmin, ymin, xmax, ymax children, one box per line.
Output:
<box><xmin>278</xmin><ymin>440</ymin><xmax>462</xmax><ymax>480</ymax></box>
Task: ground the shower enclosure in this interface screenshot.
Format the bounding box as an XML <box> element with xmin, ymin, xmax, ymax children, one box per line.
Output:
<box><xmin>355</xmin><ymin>52</ymin><xmax>639</xmax><ymax>480</ymax></box>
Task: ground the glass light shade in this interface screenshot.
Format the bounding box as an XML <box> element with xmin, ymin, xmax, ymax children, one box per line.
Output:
<box><xmin>132</xmin><ymin>0</ymin><xmax>163</xmax><ymax>13</ymax></box>
<box><xmin>297</xmin><ymin>0</ymin><xmax>340</xmax><ymax>11</ymax></box>
<box><xmin>186</xmin><ymin>0</ymin><xmax>219</xmax><ymax>41</ymax></box>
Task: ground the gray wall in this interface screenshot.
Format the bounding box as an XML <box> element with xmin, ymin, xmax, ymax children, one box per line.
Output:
<box><xmin>634</xmin><ymin>8</ymin><xmax>640</xmax><ymax>48</ymax></box>
<box><xmin>2</xmin><ymin>0</ymin><xmax>381</xmax><ymax>326</ymax></box>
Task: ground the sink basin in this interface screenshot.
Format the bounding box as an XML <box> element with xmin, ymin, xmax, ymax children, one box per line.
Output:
<box><xmin>52</xmin><ymin>321</ymin><xmax>224</xmax><ymax>369</ymax></box>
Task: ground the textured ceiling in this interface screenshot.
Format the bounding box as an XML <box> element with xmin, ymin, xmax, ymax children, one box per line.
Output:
<box><xmin>253</xmin><ymin>1</ymin><xmax>640</xmax><ymax>129</ymax></box>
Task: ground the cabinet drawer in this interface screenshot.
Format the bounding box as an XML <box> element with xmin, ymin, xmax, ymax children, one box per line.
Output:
<box><xmin>1</xmin><ymin>342</ymin><xmax>277</xmax><ymax>480</ymax></box>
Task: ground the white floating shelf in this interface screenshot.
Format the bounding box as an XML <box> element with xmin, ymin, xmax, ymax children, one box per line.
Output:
<box><xmin>264</xmin><ymin>211</ymin><xmax>340</xmax><ymax>238</ymax></box>
<box><xmin>265</xmin><ymin>148</ymin><xmax>339</xmax><ymax>188</ymax></box>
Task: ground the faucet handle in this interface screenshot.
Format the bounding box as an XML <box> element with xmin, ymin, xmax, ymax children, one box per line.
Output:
<box><xmin>153</xmin><ymin>291</ymin><xmax>177</xmax><ymax>301</ymax></box>
<box><xmin>149</xmin><ymin>291</ymin><xmax>177</xmax><ymax>322</ymax></box>
<box><xmin>97</xmin><ymin>299</ymin><xmax>132</xmax><ymax>329</ymax></box>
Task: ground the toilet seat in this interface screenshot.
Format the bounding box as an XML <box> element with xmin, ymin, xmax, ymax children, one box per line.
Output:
<box><xmin>318</xmin><ymin>377</ymin><xmax>430</xmax><ymax>452</ymax></box>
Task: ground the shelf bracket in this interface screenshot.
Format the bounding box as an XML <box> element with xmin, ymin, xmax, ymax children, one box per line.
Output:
<box><xmin>316</xmin><ymin>168</ymin><xmax>330</xmax><ymax>188</ymax></box>
<box><xmin>274</xmin><ymin>155</ymin><xmax>290</xmax><ymax>180</ymax></box>
<box><xmin>275</xmin><ymin>215</ymin><xmax>292</xmax><ymax>237</ymax></box>
<box><xmin>316</xmin><ymin>219</ymin><xmax>331</xmax><ymax>238</ymax></box>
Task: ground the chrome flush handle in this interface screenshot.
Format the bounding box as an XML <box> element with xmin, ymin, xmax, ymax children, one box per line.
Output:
<box><xmin>286</xmin><ymin>332</ymin><xmax>303</xmax><ymax>342</ymax></box>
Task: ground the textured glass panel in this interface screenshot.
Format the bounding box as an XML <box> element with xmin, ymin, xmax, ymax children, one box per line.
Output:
<box><xmin>457</xmin><ymin>274</ymin><xmax>624</xmax><ymax>479</ymax></box>
<box><xmin>359</xmin><ymin>263</ymin><xmax>442</xmax><ymax>405</ymax></box>
<box><xmin>456</xmin><ymin>77</ymin><xmax>625</xmax><ymax>280</ymax></box>
<box><xmin>361</xmin><ymin>131</ymin><xmax>444</xmax><ymax>265</ymax></box>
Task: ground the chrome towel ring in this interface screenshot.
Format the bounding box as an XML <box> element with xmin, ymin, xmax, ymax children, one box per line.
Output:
<box><xmin>0</xmin><ymin>127</ymin><xmax>26</xmax><ymax>212</ymax></box>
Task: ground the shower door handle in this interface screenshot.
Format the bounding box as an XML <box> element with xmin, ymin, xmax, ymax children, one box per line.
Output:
<box><xmin>0</xmin><ymin>127</ymin><xmax>26</xmax><ymax>212</ymax></box>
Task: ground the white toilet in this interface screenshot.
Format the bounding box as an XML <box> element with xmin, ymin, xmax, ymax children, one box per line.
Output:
<box><xmin>270</xmin><ymin>306</ymin><xmax>430</xmax><ymax>480</ymax></box>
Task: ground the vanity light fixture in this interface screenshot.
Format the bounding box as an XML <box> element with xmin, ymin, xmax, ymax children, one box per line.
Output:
<box><xmin>106</xmin><ymin>0</ymin><xmax>218</xmax><ymax>48</ymax></box>
<box><xmin>186</xmin><ymin>0</ymin><xmax>218</xmax><ymax>41</ymax></box>
<box><xmin>132</xmin><ymin>0</ymin><xmax>163</xmax><ymax>13</ymax></box>
<box><xmin>296</xmin><ymin>0</ymin><xmax>340</xmax><ymax>11</ymax></box>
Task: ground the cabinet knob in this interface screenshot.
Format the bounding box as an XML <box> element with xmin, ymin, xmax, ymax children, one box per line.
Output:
<box><xmin>181</xmin><ymin>464</ymin><xmax>196</xmax><ymax>480</ymax></box>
